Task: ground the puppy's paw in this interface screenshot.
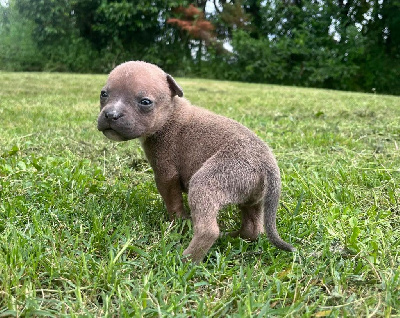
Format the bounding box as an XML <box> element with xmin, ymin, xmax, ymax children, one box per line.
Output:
<box><xmin>182</xmin><ymin>249</ymin><xmax>204</xmax><ymax>264</ymax></box>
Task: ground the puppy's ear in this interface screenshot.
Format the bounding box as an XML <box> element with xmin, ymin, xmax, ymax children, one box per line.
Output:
<box><xmin>166</xmin><ymin>74</ymin><xmax>183</xmax><ymax>97</ymax></box>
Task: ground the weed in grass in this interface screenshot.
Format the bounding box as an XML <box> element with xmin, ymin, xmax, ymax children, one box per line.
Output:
<box><xmin>0</xmin><ymin>71</ymin><xmax>399</xmax><ymax>316</ymax></box>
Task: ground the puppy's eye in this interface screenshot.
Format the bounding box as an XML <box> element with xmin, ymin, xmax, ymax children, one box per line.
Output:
<box><xmin>140</xmin><ymin>98</ymin><xmax>153</xmax><ymax>106</ymax></box>
<box><xmin>100</xmin><ymin>91</ymin><xmax>108</xmax><ymax>98</ymax></box>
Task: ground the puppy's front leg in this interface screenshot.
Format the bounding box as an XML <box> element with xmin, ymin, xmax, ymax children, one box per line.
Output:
<box><xmin>155</xmin><ymin>176</ymin><xmax>188</xmax><ymax>221</ymax></box>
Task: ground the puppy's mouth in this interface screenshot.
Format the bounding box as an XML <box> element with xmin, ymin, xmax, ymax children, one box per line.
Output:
<box><xmin>102</xmin><ymin>129</ymin><xmax>129</xmax><ymax>142</ymax></box>
<box><xmin>97</xmin><ymin>114</ymin><xmax>142</xmax><ymax>141</ymax></box>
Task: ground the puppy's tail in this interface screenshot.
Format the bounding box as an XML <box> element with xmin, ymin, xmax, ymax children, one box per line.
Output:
<box><xmin>264</xmin><ymin>172</ymin><xmax>295</xmax><ymax>252</ymax></box>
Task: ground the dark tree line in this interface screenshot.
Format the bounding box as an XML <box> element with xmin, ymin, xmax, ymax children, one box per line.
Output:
<box><xmin>1</xmin><ymin>0</ymin><xmax>399</xmax><ymax>95</ymax></box>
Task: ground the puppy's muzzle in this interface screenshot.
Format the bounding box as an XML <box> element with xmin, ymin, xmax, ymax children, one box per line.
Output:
<box><xmin>97</xmin><ymin>109</ymin><xmax>129</xmax><ymax>141</ymax></box>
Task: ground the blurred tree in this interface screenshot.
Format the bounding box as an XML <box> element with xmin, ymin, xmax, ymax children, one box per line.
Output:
<box><xmin>212</xmin><ymin>0</ymin><xmax>252</xmax><ymax>40</ymax></box>
<box><xmin>3</xmin><ymin>0</ymin><xmax>189</xmax><ymax>72</ymax></box>
<box><xmin>0</xmin><ymin>0</ymin><xmax>399</xmax><ymax>94</ymax></box>
<box><xmin>0</xmin><ymin>0</ymin><xmax>44</xmax><ymax>71</ymax></box>
<box><xmin>167</xmin><ymin>4</ymin><xmax>219</xmax><ymax>65</ymax></box>
<box><xmin>227</xmin><ymin>0</ymin><xmax>400</xmax><ymax>94</ymax></box>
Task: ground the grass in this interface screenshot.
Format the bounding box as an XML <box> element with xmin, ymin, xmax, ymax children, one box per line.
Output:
<box><xmin>0</xmin><ymin>71</ymin><xmax>399</xmax><ymax>317</ymax></box>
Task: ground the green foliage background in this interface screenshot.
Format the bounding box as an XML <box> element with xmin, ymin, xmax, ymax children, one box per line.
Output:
<box><xmin>0</xmin><ymin>0</ymin><xmax>399</xmax><ymax>94</ymax></box>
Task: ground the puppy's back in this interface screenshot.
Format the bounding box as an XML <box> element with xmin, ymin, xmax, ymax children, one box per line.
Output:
<box><xmin>167</xmin><ymin>99</ymin><xmax>277</xmax><ymax>189</ymax></box>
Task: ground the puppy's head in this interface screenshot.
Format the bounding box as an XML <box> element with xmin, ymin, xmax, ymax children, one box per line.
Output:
<box><xmin>97</xmin><ymin>61</ymin><xmax>183</xmax><ymax>141</ymax></box>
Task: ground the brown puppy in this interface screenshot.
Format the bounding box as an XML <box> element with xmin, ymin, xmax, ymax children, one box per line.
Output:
<box><xmin>97</xmin><ymin>61</ymin><xmax>295</xmax><ymax>262</ymax></box>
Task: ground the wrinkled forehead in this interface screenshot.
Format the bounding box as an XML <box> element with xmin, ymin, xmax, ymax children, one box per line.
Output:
<box><xmin>107</xmin><ymin>62</ymin><xmax>168</xmax><ymax>96</ymax></box>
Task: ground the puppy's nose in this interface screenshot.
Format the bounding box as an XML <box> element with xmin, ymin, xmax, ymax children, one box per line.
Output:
<box><xmin>104</xmin><ymin>110</ymin><xmax>123</xmax><ymax>120</ymax></box>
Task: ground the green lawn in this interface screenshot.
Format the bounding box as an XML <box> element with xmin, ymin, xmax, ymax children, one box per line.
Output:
<box><xmin>0</xmin><ymin>71</ymin><xmax>399</xmax><ymax>317</ymax></box>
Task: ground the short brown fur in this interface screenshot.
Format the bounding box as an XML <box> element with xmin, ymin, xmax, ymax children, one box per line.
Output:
<box><xmin>97</xmin><ymin>61</ymin><xmax>295</xmax><ymax>262</ymax></box>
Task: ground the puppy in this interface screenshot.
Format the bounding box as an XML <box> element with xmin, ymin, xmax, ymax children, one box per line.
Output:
<box><xmin>97</xmin><ymin>61</ymin><xmax>295</xmax><ymax>262</ymax></box>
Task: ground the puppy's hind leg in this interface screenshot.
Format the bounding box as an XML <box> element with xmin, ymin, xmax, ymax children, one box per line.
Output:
<box><xmin>229</xmin><ymin>202</ymin><xmax>265</xmax><ymax>241</ymax></box>
<box><xmin>183</xmin><ymin>184</ymin><xmax>227</xmax><ymax>263</ymax></box>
